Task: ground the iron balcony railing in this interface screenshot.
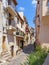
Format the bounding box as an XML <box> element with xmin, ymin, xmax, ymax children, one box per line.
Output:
<box><xmin>16</xmin><ymin>31</ymin><xmax>24</xmax><ymax>36</ymax></box>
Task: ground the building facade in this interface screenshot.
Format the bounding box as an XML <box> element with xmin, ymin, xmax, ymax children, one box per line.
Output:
<box><xmin>36</xmin><ymin>0</ymin><xmax>49</xmax><ymax>48</ymax></box>
<box><xmin>29</xmin><ymin>27</ymin><xmax>35</xmax><ymax>44</ymax></box>
<box><xmin>0</xmin><ymin>0</ymin><xmax>26</xmax><ymax>57</ymax></box>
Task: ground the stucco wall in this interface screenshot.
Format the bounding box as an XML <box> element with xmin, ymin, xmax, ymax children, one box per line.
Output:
<box><xmin>39</xmin><ymin>21</ymin><xmax>49</xmax><ymax>45</ymax></box>
<box><xmin>17</xmin><ymin>20</ymin><xmax>25</xmax><ymax>33</ymax></box>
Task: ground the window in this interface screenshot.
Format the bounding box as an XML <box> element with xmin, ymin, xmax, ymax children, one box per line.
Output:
<box><xmin>48</xmin><ymin>2</ymin><xmax>49</xmax><ymax>8</ymax></box>
<box><xmin>21</xmin><ymin>23</ymin><xmax>22</xmax><ymax>28</ymax></box>
<box><xmin>8</xmin><ymin>0</ymin><xmax>11</xmax><ymax>5</ymax></box>
<box><xmin>47</xmin><ymin>0</ymin><xmax>49</xmax><ymax>8</ymax></box>
<box><xmin>3</xmin><ymin>36</ymin><xmax>6</xmax><ymax>43</ymax></box>
<box><xmin>9</xmin><ymin>20</ymin><xmax>11</xmax><ymax>25</ymax></box>
<box><xmin>21</xmin><ymin>22</ymin><xmax>24</xmax><ymax>28</ymax></box>
<box><xmin>9</xmin><ymin>13</ymin><xmax>11</xmax><ymax>25</ymax></box>
<box><xmin>3</xmin><ymin>27</ymin><xmax>4</xmax><ymax>31</ymax></box>
<box><xmin>17</xmin><ymin>18</ymin><xmax>19</xmax><ymax>24</ymax></box>
<box><xmin>16</xmin><ymin>28</ymin><xmax>19</xmax><ymax>35</ymax></box>
<box><xmin>37</xmin><ymin>1</ymin><xmax>39</xmax><ymax>4</ymax></box>
<box><xmin>17</xmin><ymin>28</ymin><xmax>18</xmax><ymax>32</ymax></box>
<box><xmin>37</xmin><ymin>15</ymin><xmax>39</xmax><ymax>17</ymax></box>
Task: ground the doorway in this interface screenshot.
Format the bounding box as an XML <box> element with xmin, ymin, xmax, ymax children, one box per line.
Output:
<box><xmin>2</xmin><ymin>36</ymin><xmax>7</xmax><ymax>51</ymax></box>
<box><xmin>20</xmin><ymin>40</ymin><xmax>24</xmax><ymax>49</ymax></box>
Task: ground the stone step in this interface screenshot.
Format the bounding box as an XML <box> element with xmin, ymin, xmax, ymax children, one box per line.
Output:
<box><xmin>6</xmin><ymin>56</ymin><xmax>12</xmax><ymax>62</ymax></box>
<box><xmin>2</xmin><ymin>54</ymin><xmax>11</xmax><ymax>58</ymax></box>
<box><xmin>5</xmin><ymin>56</ymin><xmax>12</xmax><ymax>61</ymax></box>
<box><xmin>1</xmin><ymin>51</ymin><xmax>9</xmax><ymax>56</ymax></box>
<box><xmin>1</xmin><ymin>51</ymin><xmax>12</xmax><ymax>61</ymax></box>
<box><xmin>17</xmin><ymin>49</ymin><xmax>23</xmax><ymax>55</ymax></box>
<box><xmin>2</xmin><ymin>55</ymin><xmax>12</xmax><ymax>61</ymax></box>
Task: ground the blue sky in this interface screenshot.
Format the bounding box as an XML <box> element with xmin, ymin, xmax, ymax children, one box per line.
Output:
<box><xmin>16</xmin><ymin>0</ymin><xmax>37</xmax><ymax>28</ymax></box>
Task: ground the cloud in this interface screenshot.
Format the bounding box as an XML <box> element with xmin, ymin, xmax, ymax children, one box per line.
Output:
<box><xmin>19</xmin><ymin>7</ymin><xmax>25</xmax><ymax>11</ymax></box>
<box><xmin>32</xmin><ymin>0</ymin><xmax>37</xmax><ymax>4</ymax></box>
<box><xmin>32</xmin><ymin>0</ymin><xmax>37</xmax><ymax>7</ymax></box>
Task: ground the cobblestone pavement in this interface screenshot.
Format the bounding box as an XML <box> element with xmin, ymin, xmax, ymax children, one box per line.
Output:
<box><xmin>43</xmin><ymin>54</ymin><xmax>49</xmax><ymax>65</ymax></box>
<box><xmin>0</xmin><ymin>44</ymin><xmax>34</xmax><ymax>65</ymax></box>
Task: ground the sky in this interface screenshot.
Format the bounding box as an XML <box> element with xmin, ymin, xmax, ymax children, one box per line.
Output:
<box><xmin>16</xmin><ymin>0</ymin><xmax>37</xmax><ymax>28</ymax></box>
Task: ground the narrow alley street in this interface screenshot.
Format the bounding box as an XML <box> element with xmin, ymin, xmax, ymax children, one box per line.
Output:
<box><xmin>0</xmin><ymin>44</ymin><xmax>34</xmax><ymax>65</ymax></box>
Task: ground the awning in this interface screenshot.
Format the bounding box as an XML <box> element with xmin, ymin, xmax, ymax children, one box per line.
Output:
<box><xmin>6</xmin><ymin>5</ymin><xmax>17</xmax><ymax>16</ymax></box>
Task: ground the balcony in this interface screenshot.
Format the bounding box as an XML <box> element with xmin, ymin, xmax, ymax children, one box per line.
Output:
<box><xmin>6</xmin><ymin>25</ymin><xmax>16</xmax><ymax>32</ymax></box>
<box><xmin>6</xmin><ymin>21</ymin><xmax>16</xmax><ymax>32</ymax></box>
<box><xmin>16</xmin><ymin>31</ymin><xmax>24</xmax><ymax>38</ymax></box>
<box><xmin>6</xmin><ymin>5</ymin><xmax>17</xmax><ymax>16</ymax></box>
<box><xmin>7</xmin><ymin>16</ymin><xmax>13</xmax><ymax>20</ymax></box>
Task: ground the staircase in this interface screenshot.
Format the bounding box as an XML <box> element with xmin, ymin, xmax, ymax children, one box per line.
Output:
<box><xmin>1</xmin><ymin>51</ymin><xmax>12</xmax><ymax>62</ymax></box>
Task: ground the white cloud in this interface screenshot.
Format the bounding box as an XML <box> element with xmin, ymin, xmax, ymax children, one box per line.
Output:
<box><xmin>19</xmin><ymin>7</ymin><xmax>25</xmax><ymax>11</ymax></box>
<box><xmin>32</xmin><ymin>0</ymin><xmax>37</xmax><ymax>7</ymax></box>
<box><xmin>32</xmin><ymin>0</ymin><xmax>37</xmax><ymax>4</ymax></box>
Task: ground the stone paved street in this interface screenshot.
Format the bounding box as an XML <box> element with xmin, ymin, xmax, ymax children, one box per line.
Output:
<box><xmin>0</xmin><ymin>44</ymin><xmax>34</xmax><ymax>65</ymax></box>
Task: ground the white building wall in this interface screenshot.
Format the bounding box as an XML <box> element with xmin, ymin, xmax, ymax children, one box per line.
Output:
<box><xmin>18</xmin><ymin>12</ymin><xmax>24</xmax><ymax>20</ymax></box>
<box><xmin>2</xmin><ymin>0</ymin><xmax>8</xmax><ymax>8</ymax></box>
<box><xmin>42</xmin><ymin>0</ymin><xmax>48</xmax><ymax>16</ymax></box>
<box><xmin>2</xmin><ymin>0</ymin><xmax>15</xmax><ymax>9</ymax></box>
